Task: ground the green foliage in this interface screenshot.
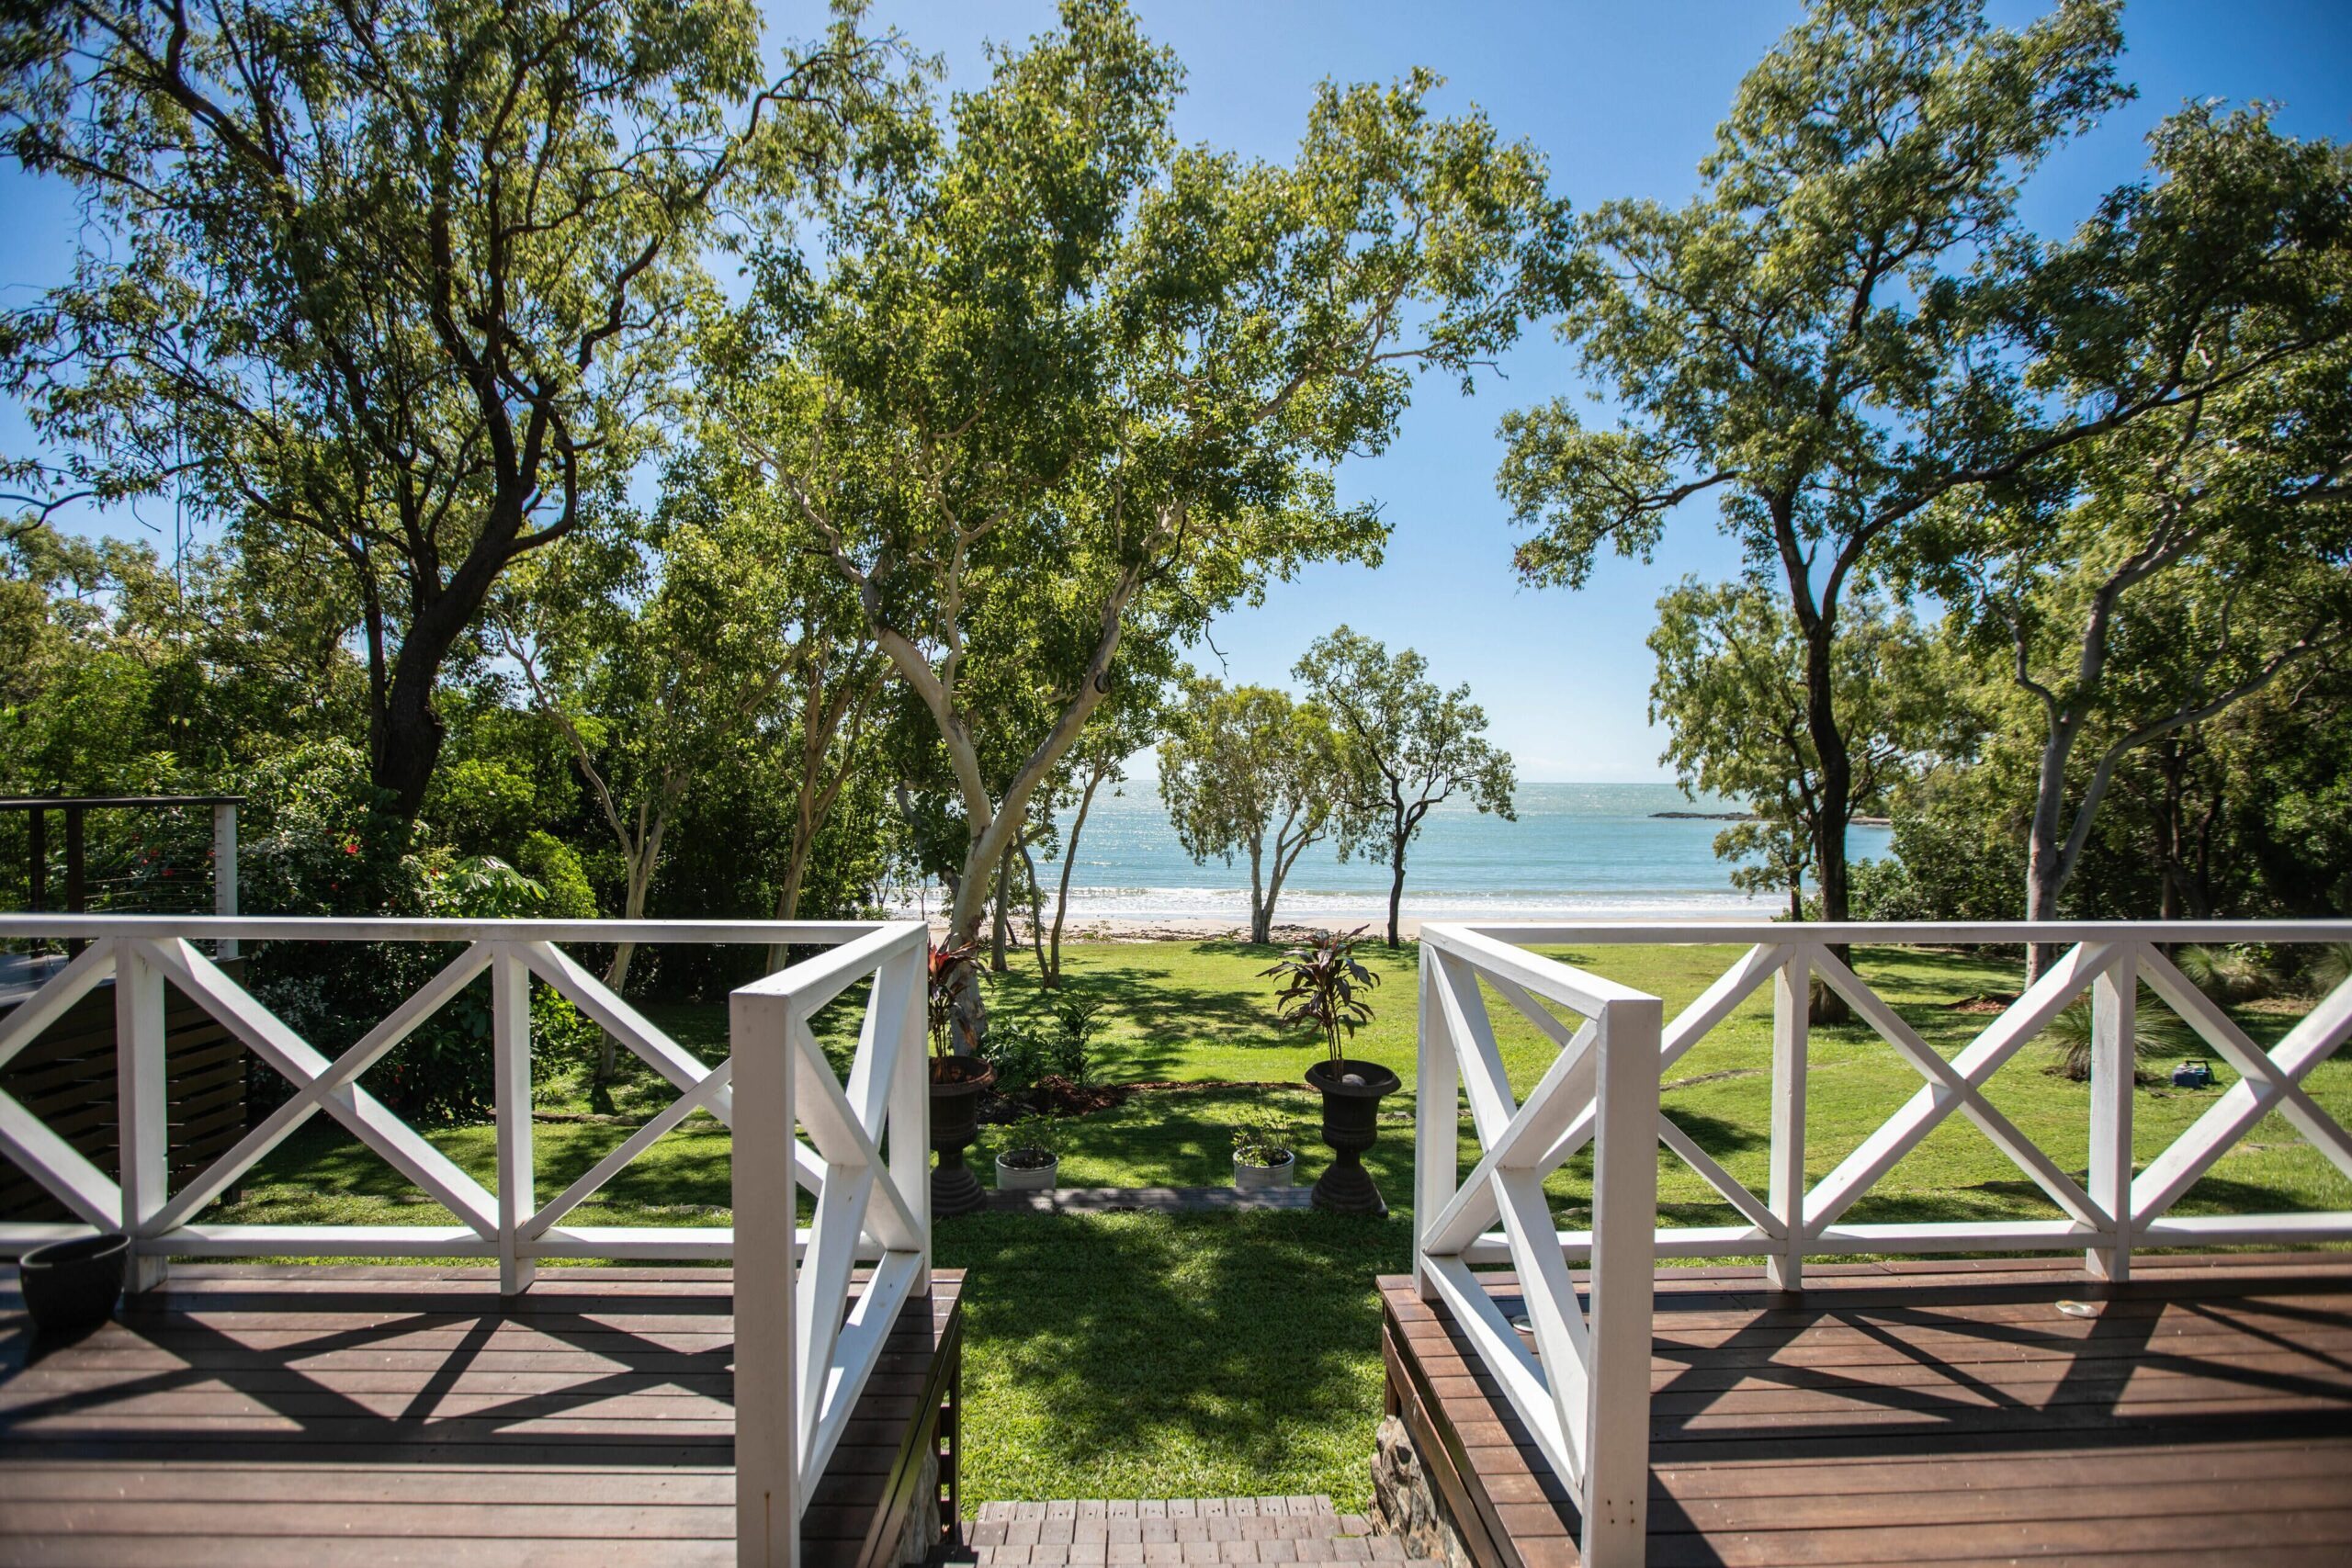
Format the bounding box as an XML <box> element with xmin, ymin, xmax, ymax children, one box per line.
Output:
<box><xmin>999</xmin><ymin>1113</ymin><xmax>1065</xmax><ymax>1168</ymax></box>
<box><xmin>514</xmin><ymin>832</ymin><xmax>599</xmax><ymax>921</ymax></box>
<box><xmin>1648</xmin><ymin>578</ymin><xmax>1951</xmax><ymax>908</ymax></box>
<box><xmin>1158</xmin><ymin>677</ymin><xmax>1341</xmax><ymax>942</ymax></box>
<box><xmin>1228</xmin><ymin>1108</ymin><xmax>1298</xmax><ymax>1168</ymax></box>
<box><xmin>1</xmin><ymin>0</ymin><xmax>899</xmax><ymax>816</ymax></box>
<box><xmin>1261</xmin><ymin>927</ymin><xmax>1382</xmax><ymax>1065</ymax></box>
<box><xmin>1295</xmin><ymin>627</ymin><xmax>1515</xmax><ymax>945</ymax></box>
<box><xmin>710</xmin><ymin>0</ymin><xmax>1566</xmax><ymax>936</ymax></box>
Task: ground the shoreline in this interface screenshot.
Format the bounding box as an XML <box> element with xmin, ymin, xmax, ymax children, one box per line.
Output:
<box><xmin>926</xmin><ymin>910</ymin><xmax>1767</xmax><ymax>944</ymax></box>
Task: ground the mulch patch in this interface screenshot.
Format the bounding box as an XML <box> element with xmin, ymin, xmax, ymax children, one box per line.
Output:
<box><xmin>982</xmin><ymin>1077</ymin><xmax>1305</xmax><ymax>1122</ymax></box>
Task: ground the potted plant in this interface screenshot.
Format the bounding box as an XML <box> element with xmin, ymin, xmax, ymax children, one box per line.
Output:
<box><xmin>927</xmin><ymin>938</ymin><xmax>995</xmax><ymax>1216</ymax></box>
<box><xmin>17</xmin><ymin>1233</ymin><xmax>130</xmax><ymax>1336</ymax></box>
<box><xmin>995</xmin><ymin>1112</ymin><xmax>1063</xmax><ymax>1192</ymax></box>
<box><xmin>1229</xmin><ymin>1110</ymin><xmax>1298</xmax><ymax>1193</ymax></box>
<box><xmin>1263</xmin><ymin>926</ymin><xmax>1396</xmax><ymax>1214</ymax></box>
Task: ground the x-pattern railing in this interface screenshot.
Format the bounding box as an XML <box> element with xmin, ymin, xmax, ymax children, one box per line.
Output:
<box><xmin>0</xmin><ymin>913</ymin><xmax>932</xmax><ymax>1568</ymax></box>
<box><xmin>1414</xmin><ymin>919</ymin><xmax>2352</xmax><ymax>1568</ymax></box>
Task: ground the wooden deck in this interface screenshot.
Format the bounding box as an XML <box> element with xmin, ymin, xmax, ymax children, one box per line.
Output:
<box><xmin>0</xmin><ymin>1264</ymin><xmax>963</xmax><ymax>1568</ymax></box>
<box><xmin>1382</xmin><ymin>1254</ymin><xmax>2352</xmax><ymax>1568</ymax></box>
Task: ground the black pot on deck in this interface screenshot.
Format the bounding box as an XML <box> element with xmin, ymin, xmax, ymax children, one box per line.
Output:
<box><xmin>1305</xmin><ymin>1057</ymin><xmax>1400</xmax><ymax>1216</ymax></box>
<box><xmin>928</xmin><ymin>1058</ymin><xmax>997</xmax><ymax>1217</ymax></box>
<box><xmin>19</xmin><ymin>1234</ymin><xmax>129</xmax><ymax>1336</ymax></box>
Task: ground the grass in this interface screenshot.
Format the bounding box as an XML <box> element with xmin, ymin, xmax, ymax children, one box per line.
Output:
<box><xmin>204</xmin><ymin>936</ymin><xmax>2352</xmax><ymax>1507</ymax></box>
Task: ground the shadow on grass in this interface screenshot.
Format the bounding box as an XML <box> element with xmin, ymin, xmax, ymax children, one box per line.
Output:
<box><xmin>933</xmin><ymin>1207</ymin><xmax>1411</xmax><ymax>1498</ymax></box>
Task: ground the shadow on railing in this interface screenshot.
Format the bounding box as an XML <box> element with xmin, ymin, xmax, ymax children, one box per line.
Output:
<box><xmin>0</xmin><ymin>912</ymin><xmax>932</xmax><ymax>1565</ymax></box>
<box><xmin>1412</xmin><ymin>918</ymin><xmax>2352</xmax><ymax>1568</ymax></box>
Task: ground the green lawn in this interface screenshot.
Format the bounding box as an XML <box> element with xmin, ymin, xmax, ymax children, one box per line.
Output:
<box><xmin>208</xmin><ymin>937</ymin><xmax>2352</xmax><ymax>1507</ymax></box>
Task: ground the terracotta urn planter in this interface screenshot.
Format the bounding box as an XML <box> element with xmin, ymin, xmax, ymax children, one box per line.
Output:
<box><xmin>1305</xmin><ymin>1057</ymin><xmax>1400</xmax><ymax>1215</ymax></box>
<box><xmin>928</xmin><ymin>1057</ymin><xmax>997</xmax><ymax>1216</ymax></box>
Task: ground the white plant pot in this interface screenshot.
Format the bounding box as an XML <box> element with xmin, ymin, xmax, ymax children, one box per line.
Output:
<box><xmin>1233</xmin><ymin>1150</ymin><xmax>1295</xmax><ymax>1192</ymax></box>
<box><xmin>996</xmin><ymin>1151</ymin><xmax>1058</xmax><ymax>1191</ymax></box>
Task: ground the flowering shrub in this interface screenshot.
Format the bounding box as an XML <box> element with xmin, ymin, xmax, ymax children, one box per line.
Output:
<box><xmin>236</xmin><ymin>740</ymin><xmax>594</xmax><ymax>1124</ymax></box>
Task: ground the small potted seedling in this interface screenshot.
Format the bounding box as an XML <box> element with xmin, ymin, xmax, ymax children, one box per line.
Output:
<box><xmin>1262</xmin><ymin>926</ymin><xmax>1395</xmax><ymax>1214</ymax></box>
<box><xmin>1230</xmin><ymin>1109</ymin><xmax>1297</xmax><ymax>1193</ymax></box>
<box><xmin>995</xmin><ymin>1112</ymin><xmax>1064</xmax><ymax>1192</ymax></box>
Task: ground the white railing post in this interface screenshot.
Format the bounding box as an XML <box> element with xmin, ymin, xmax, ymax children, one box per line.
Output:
<box><xmin>1415</xmin><ymin>939</ymin><xmax>1458</xmax><ymax>1300</ymax></box>
<box><xmin>1581</xmin><ymin>992</ymin><xmax>1661</xmax><ymax>1568</ymax></box>
<box><xmin>211</xmin><ymin>804</ymin><xmax>239</xmax><ymax>960</ymax></box>
<box><xmin>1766</xmin><ymin>953</ymin><xmax>1809</xmax><ymax>1292</ymax></box>
<box><xmin>886</xmin><ymin>944</ymin><xmax>932</xmax><ymax>1292</ymax></box>
<box><xmin>2087</xmin><ymin>945</ymin><xmax>2137</xmax><ymax>1281</ymax></box>
<box><xmin>492</xmin><ymin>943</ymin><xmax>537</xmax><ymax>1296</ymax></box>
<box><xmin>733</xmin><ymin>978</ymin><xmax>801</xmax><ymax>1568</ymax></box>
<box><xmin>113</xmin><ymin>940</ymin><xmax>170</xmax><ymax>1292</ymax></box>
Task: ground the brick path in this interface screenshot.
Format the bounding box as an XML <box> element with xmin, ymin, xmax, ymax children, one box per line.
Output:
<box><xmin>957</xmin><ymin>1495</ymin><xmax>1424</xmax><ymax>1567</ymax></box>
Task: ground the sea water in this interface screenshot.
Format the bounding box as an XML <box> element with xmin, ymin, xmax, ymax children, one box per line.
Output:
<box><xmin>1023</xmin><ymin>780</ymin><xmax>1894</xmax><ymax>924</ymax></box>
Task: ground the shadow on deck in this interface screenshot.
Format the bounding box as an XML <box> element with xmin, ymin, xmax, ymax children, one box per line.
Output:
<box><xmin>0</xmin><ymin>1264</ymin><xmax>962</xmax><ymax>1568</ymax></box>
<box><xmin>1381</xmin><ymin>1253</ymin><xmax>2352</xmax><ymax>1568</ymax></box>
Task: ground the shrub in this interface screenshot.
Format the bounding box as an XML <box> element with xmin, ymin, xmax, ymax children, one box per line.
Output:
<box><xmin>998</xmin><ymin>1112</ymin><xmax>1062</xmax><ymax>1171</ymax></box>
<box><xmin>1230</xmin><ymin>1109</ymin><xmax>1295</xmax><ymax>1168</ymax></box>
<box><xmin>979</xmin><ymin>1017</ymin><xmax>1048</xmax><ymax>1093</ymax></box>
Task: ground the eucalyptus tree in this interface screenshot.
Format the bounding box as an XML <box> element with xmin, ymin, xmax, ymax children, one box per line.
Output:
<box><xmin>1648</xmin><ymin>579</ymin><xmax>1947</xmax><ymax>932</ymax></box>
<box><xmin>1158</xmin><ymin>677</ymin><xmax>1343</xmax><ymax>944</ymax></box>
<box><xmin>1911</xmin><ymin>107</ymin><xmax>2352</xmax><ymax>951</ymax></box>
<box><xmin>0</xmin><ymin>0</ymin><xmax>893</xmax><ymax>818</ymax></box>
<box><xmin>1295</xmin><ymin>627</ymin><xmax>1515</xmax><ymax>949</ymax></box>
<box><xmin>717</xmin><ymin>0</ymin><xmax>1566</xmax><ymax>944</ymax></box>
<box><xmin>498</xmin><ymin>510</ymin><xmax>797</xmax><ymax>1076</ymax></box>
<box><xmin>1496</xmin><ymin>0</ymin><xmax>2337</xmax><ymax>934</ymax></box>
<box><xmin>1034</xmin><ymin>663</ymin><xmax>1168</xmax><ymax>987</ymax></box>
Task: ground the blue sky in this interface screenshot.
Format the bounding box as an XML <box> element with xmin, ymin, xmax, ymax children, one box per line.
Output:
<box><xmin>6</xmin><ymin>1</ymin><xmax>2350</xmax><ymax>781</ymax></box>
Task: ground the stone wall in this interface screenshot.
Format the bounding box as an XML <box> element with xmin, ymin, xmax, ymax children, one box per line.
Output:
<box><xmin>1370</xmin><ymin>1414</ymin><xmax>1478</xmax><ymax>1568</ymax></box>
<box><xmin>891</xmin><ymin>1448</ymin><xmax>944</xmax><ymax>1566</ymax></box>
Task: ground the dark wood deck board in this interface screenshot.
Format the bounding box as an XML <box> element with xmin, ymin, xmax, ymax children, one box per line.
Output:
<box><xmin>0</xmin><ymin>1263</ymin><xmax>962</xmax><ymax>1568</ymax></box>
<box><xmin>1380</xmin><ymin>1254</ymin><xmax>2352</xmax><ymax>1568</ymax></box>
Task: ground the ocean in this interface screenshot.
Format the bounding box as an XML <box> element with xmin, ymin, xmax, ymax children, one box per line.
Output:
<box><xmin>1016</xmin><ymin>780</ymin><xmax>1894</xmax><ymax>924</ymax></box>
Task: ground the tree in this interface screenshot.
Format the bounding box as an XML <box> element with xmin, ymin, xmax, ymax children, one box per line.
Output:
<box><xmin>1496</xmin><ymin>0</ymin><xmax>2340</xmax><ymax>940</ymax></box>
<box><xmin>0</xmin><ymin>0</ymin><xmax>892</xmax><ymax>818</ymax></box>
<box><xmin>1647</xmin><ymin>578</ymin><xmax>1948</xmax><ymax>929</ymax></box>
<box><xmin>1034</xmin><ymin>666</ymin><xmax>1168</xmax><ymax>986</ymax></box>
<box><xmin>1910</xmin><ymin>108</ymin><xmax>2352</xmax><ymax>955</ymax></box>
<box><xmin>499</xmin><ymin>508</ymin><xmax>792</xmax><ymax>1078</ymax></box>
<box><xmin>1295</xmin><ymin>627</ymin><xmax>1516</xmax><ymax>948</ymax></box>
<box><xmin>1158</xmin><ymin>677</ymin><xmax>1342</xmax><ymax>943</ymax></box>
<box><xmin>717</xmin><ymin>0</ymin><xmax>1566</xmax><ymax>945</ymax></box>
<box><xmin>658</xmin><ymin>444</ymin><xmax>887</xmax><ymax>970</ymax></box>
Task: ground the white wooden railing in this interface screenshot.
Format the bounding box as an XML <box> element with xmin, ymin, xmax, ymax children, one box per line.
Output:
<box><xmin>1414</xmin><ymin>919</ymin><xmax>2352</xmax><ymax>1568</ymax></box>
<box><xmin>0</xmin><ymin>914</ymin><xmax>932</xmax><ymax>1568</ymax></box>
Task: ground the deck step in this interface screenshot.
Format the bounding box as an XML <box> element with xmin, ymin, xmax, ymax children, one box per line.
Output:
<box><xmin>953</xmin><ymin>1496</ymin><xmax>1430</xmax><ymax>1567</ymax></box>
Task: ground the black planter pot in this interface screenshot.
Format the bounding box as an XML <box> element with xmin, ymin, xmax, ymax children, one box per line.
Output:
<box><xmin>1305</xmin><ymin>1057</ymin><xmax>1401</xmax><ymax>1216</ymax></box>
<box><xmin>19</xmin><ymin>1234</ymin><xmax>129</xmax><ymax>1336</ymax></box>
<box><xmin>928</xmin><ymin>1058</ymin><xmax>997</xmax><ymax>1217</ymax></box>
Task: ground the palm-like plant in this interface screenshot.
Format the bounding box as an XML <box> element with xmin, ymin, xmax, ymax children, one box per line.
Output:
<box><xmin>927</xmin><ymin>938</ymin><xmax>982</xmax><ymax>1060</ymax></box>
<box><xmin>2043</xmin><ymin>990</ymin><xmax>2194</xmax><ymax>1083</ymax></box>
<box><xmin>1261</xmin><ymin>926</ymin><xmax>1382</xmax><ymax>1064</ymax></box>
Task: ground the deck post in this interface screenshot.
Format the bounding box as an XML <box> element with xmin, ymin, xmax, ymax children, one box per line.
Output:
<box><xmin>734</xmin><ymin>980</ymin><xmax>802</xmax><ymax>1568</ymax></box>
<box><xmin>212</xmin><ymin>803</ymin><xmax>239</xmax><ymax>959</ymax></box>
<box><xmin>2086</xmin><ymin>945</ymin><xmax>2136</xmax><ymax>1282</ymax></box>
<box><xmin>886</xmin><ymin>943</ymin><xmax>932</xmax><ymax>1293</ymax></box>
<box><xmin>113</xmin><ymin>939</ymin><xmax>170</xmax><ymax>1292</ymax></box>
<box><xmin>1766</xmin><ymin>953</ymin><xmax>1809</xmax><ymax>1292</ymax></box>
<box><xmin>1414</xmin><ymin>938</ymin><xmax>1457</xmax><ymax>1300</ymax></box>
<box><xmin>492</xmin><ymin>944</ymin><xmax>537</xmax><ymax>1296</ymax></box>
<box><xmin>1581</xmin><ymin>992</ymin><xmax>1661</xmax><ymax>1568</ymax></box>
